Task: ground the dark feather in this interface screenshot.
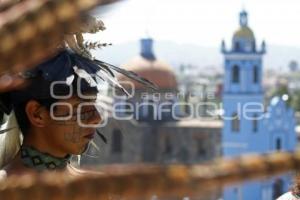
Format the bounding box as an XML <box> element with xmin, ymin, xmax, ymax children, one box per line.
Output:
<box><xmin>0</xmin><ymin>127</ymin><xmax>17</xmax><ymax>134</ymax></box>
<box><xmin>96</xmin><ymin>129</ymin><xmax>107</xmax><ymax>144</ymax></box>
<box><xmin>98</xmin><ymin>63</ymin><xmax>115</xmax><ymax>77</ymax></box>
<box><xmin>75</xmin><ymin>54</ymin><xmax>115</xmax><ymax>78</ymax></box>
<box><xmin>0</xmin><ymin>93</ymin><xmax>12</xmax><ymax>115</ymax></box>
<box><xmin>93</xmin><ymin>59</ymin><xmax>159</xmax><ymax>90</ymax></box>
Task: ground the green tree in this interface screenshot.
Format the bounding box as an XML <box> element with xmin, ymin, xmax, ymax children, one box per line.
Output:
<box><xmin>271</xmin><ymin>85</ymin><xmax>292</xmax><ymax>106</ymax></box>
<box><xmin>270</xmin><ymin>85</ymin><xmax>300</xmax><ymax>112</ymax></box>
<box><xmin>291</xmin><ymin>90</ymin><xmax>300</xmax><ymax>112</ymax></box>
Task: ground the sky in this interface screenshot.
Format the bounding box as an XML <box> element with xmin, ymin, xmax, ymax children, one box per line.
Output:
<box><xmin>88</xmin><ymin>0</ymin><xmax>300</xmax><ymax>48</ymax></box>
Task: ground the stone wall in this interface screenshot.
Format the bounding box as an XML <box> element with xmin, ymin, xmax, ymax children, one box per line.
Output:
<box><xmin>82</xmin><ymin>118</ymin><xmax>221</xmax><ymax>165</ymax></box>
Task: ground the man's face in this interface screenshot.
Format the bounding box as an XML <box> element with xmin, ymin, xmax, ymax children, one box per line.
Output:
<box><xmin>43</xmin><ymin>95</ymin><xmax>102</xmax><ymax>155</ymax></box>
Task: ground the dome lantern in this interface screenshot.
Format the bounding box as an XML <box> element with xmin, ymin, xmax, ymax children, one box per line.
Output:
<box><xmin>140</xmin><ymin>38</ymin><xmax>156</xmax><ymax>61</ymax></box>
<box><xmin>232</xmin><ymin>10</ymin><xmax>256</xmax><ymax>53</ymax></box>
<box><xmin>239</xmin><ymin>10</ymin><xmax>248</xmax><ymax>27</ymax></box>
<box><xmin>119</xmin><ymin>38</ymin><xmax>177</xmax><ymax>90</ymax></box>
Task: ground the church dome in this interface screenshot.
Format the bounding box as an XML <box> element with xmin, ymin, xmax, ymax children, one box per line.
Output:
<box><xmin>233</xmin><ymin>26</ymin><xmax>255</xmax><ymax>40</ymax></box>
<box><xmin>230</xmin><ymin>10</ymin><xmax>257</xmax><ymax>53</ymax></box>
<box><xmin>119</xmin><ymin>38</ymin><xmax>177</xmax><ymax>90</ymax></box>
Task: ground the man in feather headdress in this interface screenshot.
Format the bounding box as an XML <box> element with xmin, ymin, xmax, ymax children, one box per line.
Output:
<box><xmin>0</xmin><ymin>2</ymin><xmax>156</xmax><ymax>177</ymax></box>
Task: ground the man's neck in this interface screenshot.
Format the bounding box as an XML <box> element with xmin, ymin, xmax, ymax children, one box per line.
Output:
<box><xmin>23</xmin><ymin>129</ymin><xmax>67</xmax><ymax>158</ymax></box>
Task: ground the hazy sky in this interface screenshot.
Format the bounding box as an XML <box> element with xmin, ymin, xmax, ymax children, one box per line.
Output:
<box><xmin>88</xmin><ymin>0</ymin><xmax>300</xmax><ymax>48</ymax></box>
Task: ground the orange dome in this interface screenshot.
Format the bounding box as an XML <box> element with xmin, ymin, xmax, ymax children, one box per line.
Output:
<box><xmin>119</xmin><ymin>56</ymin><xmax>177</xmax><ymax>90</ymax></box>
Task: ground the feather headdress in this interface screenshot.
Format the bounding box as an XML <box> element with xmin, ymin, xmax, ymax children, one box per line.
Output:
<box><xmin>0</xmin><ymin>12</ymin><xmax>158</xmax><ymax>145</ymax></box>
<box><xmin>0</xmin><ymin>11</ymin><xmax>158</xmax><ymax>113</ymax></box>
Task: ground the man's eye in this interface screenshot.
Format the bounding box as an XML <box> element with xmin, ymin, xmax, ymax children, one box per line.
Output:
<box><xmin>81</xmin><ymin>112</ymin><xmax>88</xmax><ymax>120</ymax></box>
<box><xmin>80</xmin><ymin>109</ymin><xmax>97</xmax><ymax>120</ymax></box>
<box><xmin>60</xmin><ymin>113</ymin><xmax>71</xmax><ymax>117</ymax></box>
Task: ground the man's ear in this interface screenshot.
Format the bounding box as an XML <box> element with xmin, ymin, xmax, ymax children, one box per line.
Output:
<box><xmin>25</xmin><ymin>100</ymin><xmax>48</xmax><ymax>127</ymax></box>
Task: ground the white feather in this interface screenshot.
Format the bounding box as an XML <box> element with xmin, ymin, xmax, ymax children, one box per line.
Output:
<box><xmin>73</xmin><ymin>66</ymin><xmax>97</xmax><ymax>87</ymax></box>
<box><xmin>96</xmin><ymin>70</ymin><xmax>130</xmax><ymax>96</ymax></box>
<box><xmin>66</xmin><ymin>74</ymin><xmax>75</xmax><ymax>85</ymax></box>
<box><xmin>0</xmin><ymin>111</ymin><xmax>22</xmax><ymax>169</ymax></box>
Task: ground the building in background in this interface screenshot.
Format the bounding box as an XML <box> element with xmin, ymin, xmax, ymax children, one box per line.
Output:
<box><xmin>81</xmin><ymin>9</ymin><xmax>297</xmax><ymax>200</ymax></box>
<box><xmin>221</xmin><ymin>10</ymin><xmax>296</xmax><ymax>200</ymax></box>
<box><xmin>177</xmin><ymin>64</ymin><xmax>223</xmax><ymax>118</ymax></box>
<box><xmin>82</xmin><ymin>38</ymin><xmax>222</xmax><ymax>170</ymax></box>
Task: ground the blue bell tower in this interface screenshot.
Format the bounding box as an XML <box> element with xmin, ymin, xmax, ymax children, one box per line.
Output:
<box><xmin>221</xmin><ymin>10</ymin><xmax>296</xmax><ymax>200</ymax></box>
<box><xmin>222</xmin><ymin>10</ymin><xmax>266</xmax><ymax>157</ymax></box>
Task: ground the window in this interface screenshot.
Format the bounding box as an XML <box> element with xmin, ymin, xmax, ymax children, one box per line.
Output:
<box><xmin>231</xmin><ymin>113</ymin><xmax>240</xmax><ymax>132</ymax></box>
<box><xmin>137</xmin><ymin>99</ymin><xmax>148</xmax><ymax>120</ymax></box>
<box><xmin>276</xmin><ymin>138</ymin><xmax>282</xmax><ymax>151</ymax></box>
<box><xmin>148</xmin><ymin>99</ymin><xmax>156</xmax><ymax>120</ymax></box>
<box><xmin>253</xmin><ymin>65</ymin><xmax>259</xmax><ymax>83</ymax></box>
<box><xmin>111</xmin><ymin>129</ymin><xmax>122</xmax><ymax>153</ymax></box>
<box><xmin>235</xmin><ymin>42</ymin><xmax>240</xmax><ymax>51</ymax></box>
<box><xmin>252</xmin><ymin>114</ymin><xmax>258</xmax><ymax>133</ymax></box>
<box><xmin>197</xmin><ymin>140</ymin><xmax>207</xmax><ymax>157</ymax></box>
<box><xmin>252</xmin><ymin>41</ymin><xmax>256</xmax><ymax>52</ymax></box>
<box><xmin>232</xmin><ymin>65</ymin><xmax>240</xmax><ymax>83</ymax></box>
<box><xmin>164</xmin><ymin>136</ymin><xmax>172</xmax><ymax>155</ymax></box>
<box><xmin>178</xmin><ymin>147</ymin><xmax>189</xmax><ymax>163</ymax></box>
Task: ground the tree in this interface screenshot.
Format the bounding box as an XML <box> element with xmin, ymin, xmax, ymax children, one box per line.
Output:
<box><xmin>291</xmin><ymin>90</ymin><xmax>300</xmax><ymax>112</ymax></box>
<box><xmin>270</xmin><ymin>85</ymin><xmax>292</xmax><ymax>107</ymax></box>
